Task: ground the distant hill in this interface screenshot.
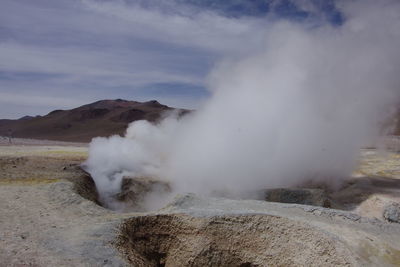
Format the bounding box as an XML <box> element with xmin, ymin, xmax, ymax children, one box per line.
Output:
<box><xmin>0</xmin><ymin>99</ymin><xmax>188</xmax><ymax>142</ymax></box>
<box><xmin>395</xmin><ymin>119</ymin><xmax>400</xmax><ymax>135</ymax></box>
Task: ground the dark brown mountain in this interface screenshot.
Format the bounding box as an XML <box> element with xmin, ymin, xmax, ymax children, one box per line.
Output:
<box><xmin>0</xmin><ymin>99</ymin><xmax>188</xmax><ymax>142</ymax></box>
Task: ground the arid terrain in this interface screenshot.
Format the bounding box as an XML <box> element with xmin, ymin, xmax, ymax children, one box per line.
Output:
<box><xmin>2</xmin><ymin>0</ymin><xmax>400</xmax><ymax>265</ymax></box>
<box><xmin>0</xmin><ymin>138</ymin><xmax>400</xmax><ymax>266</ymax></box>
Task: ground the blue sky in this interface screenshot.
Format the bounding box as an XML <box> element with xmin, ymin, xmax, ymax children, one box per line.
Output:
<box><xmin>0</xmin><ymin>0</ymin><xmax>343</xmax><ymax>118</ymax></box>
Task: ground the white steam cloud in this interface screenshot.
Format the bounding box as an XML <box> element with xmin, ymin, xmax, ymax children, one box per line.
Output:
<box><xmin>84</xmin><ymin>0</ymin><xmax>400</xmax><ymax>210</ymax></box>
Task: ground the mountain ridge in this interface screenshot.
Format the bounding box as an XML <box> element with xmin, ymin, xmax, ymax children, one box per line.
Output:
<box><xmin>0</xmin><ymin>99</ymin><xmax>188</xmax><ymax>142</ymax></box>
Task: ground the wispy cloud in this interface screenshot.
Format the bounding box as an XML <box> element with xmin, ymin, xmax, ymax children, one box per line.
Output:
<box><xmin>80</xmin><ymin>0</ymin><xmax>265</xmax><ymax>53</ymax></box>
<box><xmin>0</xmin><ymin>0</ymin><xmax>343</xmax><ymax>118</ymax></box>
<box><xmin>0</xmin><ymin>92</ymin><xmax>87</xmax><ymax>108</ymax></box>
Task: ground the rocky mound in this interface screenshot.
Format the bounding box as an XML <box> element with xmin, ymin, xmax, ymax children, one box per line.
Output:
<box><xmin>118</xmin><ymin>213</ymin><xmax>352</xmax><ymax>266</ymax></box>
<box><xmin>76</xmin><ymin>173</ymin><xmax>400</xmax><ymax>266</ymax></box>
<box><xmin>115</xmin><ymin>194</ymin><xmax>400</xmax><ymax>266</ymax></box>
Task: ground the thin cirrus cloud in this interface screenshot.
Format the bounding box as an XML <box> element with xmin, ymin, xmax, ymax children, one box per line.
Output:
<box><xmin>80</xmin><ymin>0</ymin><xmax>266</xmax><ymax>52</ymax></box>
<box><xmin>0</xmin><ymin>0</ymin><xmax>342</xmax><ymax>118</ymax></box>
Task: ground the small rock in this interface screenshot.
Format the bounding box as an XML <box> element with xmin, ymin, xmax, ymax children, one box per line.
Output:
<box><xmin>383</xmin><ymin>202</ymin><xmax>400</xmax><ymax>223</ymax></box>
<box><xmin>20</xmin><ymin>233</ymin><xmax>28</xmax><ymax>239</ymax></box>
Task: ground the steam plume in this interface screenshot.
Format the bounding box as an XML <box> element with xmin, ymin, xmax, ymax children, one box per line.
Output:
<box><xmin>84</xmin><ymin>0</ymin><xmax>400</xmax><ymax>210</ymax></box>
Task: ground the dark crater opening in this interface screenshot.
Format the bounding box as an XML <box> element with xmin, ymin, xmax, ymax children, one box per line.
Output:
<box><xmin>68</xmin><ymin>171</ymin><xmax>101</xmax><ymax>206</ymax></box>
<box><xmin>70</xmin><ymin>170</ymin><xmax>171</xmax><ymax>212</ymax></box>
<box><xmin>116</xmin><ymin>214</ymin><xmax>352</xmax><ymax>266</ymax></box>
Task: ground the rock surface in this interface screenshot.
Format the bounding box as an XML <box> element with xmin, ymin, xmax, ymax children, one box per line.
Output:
<box><xmin>263</xmin><ymin>188</ymin><xmax>331</xmax><ymax>207</ymax></box>
<box><xmin>383</xmin><ymin>202</ymin><xmax>400</xmax><ymax>223</ymax></box>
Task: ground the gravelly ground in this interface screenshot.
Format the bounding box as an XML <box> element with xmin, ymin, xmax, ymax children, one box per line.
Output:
<box><xmin>0</xmin><ymin>141</ymin><xmax>399</xmax><ymax>266</ymax></box>
<box><xmin>0</xmin><ymin>144</ymin><xmax>129</xmax><ymax>266</ymax></box>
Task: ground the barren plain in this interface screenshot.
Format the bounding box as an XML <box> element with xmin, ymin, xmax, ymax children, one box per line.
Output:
<box><xmin>0</xmin><ymin>138</ymin><xmax>400</xmax><ymax>266</ymax></box>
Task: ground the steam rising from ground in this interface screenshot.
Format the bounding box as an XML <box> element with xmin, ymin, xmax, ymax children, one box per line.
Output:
<box><xmin>84</xmin><ymin>0</ymin><xmax>400</xmax><ymax>210</ymax></box>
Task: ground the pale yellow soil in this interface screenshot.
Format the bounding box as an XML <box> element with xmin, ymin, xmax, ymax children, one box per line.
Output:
<box><xmin>356</xmin><ymin>149</ymin><xmax>400</xmax><ymax>178</ymax></box>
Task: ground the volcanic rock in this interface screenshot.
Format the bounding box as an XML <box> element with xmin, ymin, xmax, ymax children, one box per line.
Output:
<box><xmin>383</xmin><ymin>202</ymin><xmax>400</xmax><ymax>223</ymax></box>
